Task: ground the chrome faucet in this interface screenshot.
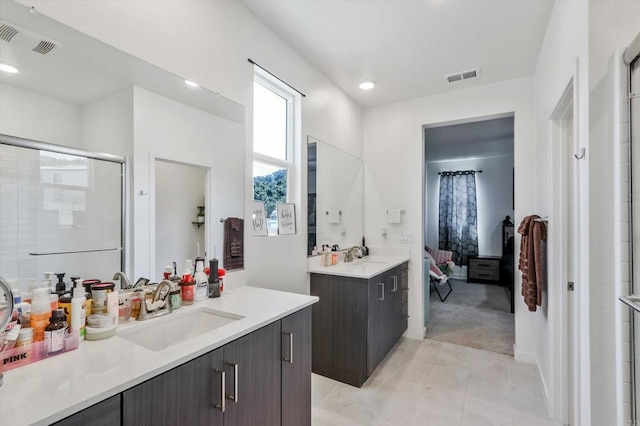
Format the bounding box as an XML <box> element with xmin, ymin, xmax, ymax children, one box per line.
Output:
<box><xmin>137</xmin><ymin>280</ymin><xmax>173</xmax><ymax>321</ymax></box>
<box><xmin>112</xmin><ymin>271</ymin><xmax>132</xmax><ymax>290</ymax></box>
<box><xmin>343</xmin><ymin>246</ymin><xmax>363</xmax><ymax>263</ymax></box>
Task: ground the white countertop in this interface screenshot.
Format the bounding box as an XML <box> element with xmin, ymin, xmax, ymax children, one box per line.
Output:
<box><xmin>0</xmin><ymin>286</ymin><xmax>317</xmax><ymax>425</ymax></box>
<box><xmin>307</xmin><ymin>255</ymin><xmax>410</xmax><ymax>279</ymax></box>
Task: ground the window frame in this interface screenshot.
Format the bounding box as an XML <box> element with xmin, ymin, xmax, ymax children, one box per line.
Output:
<box><xmin>252</xmin><ymin>68</ymin><xmax>298</xmax><ymax>234</ymax></box>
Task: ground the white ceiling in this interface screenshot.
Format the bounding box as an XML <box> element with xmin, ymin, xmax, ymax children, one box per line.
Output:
<box><xmin>240</xmin><ymin>0</ymin><xmax>555</xmax><ymax>108</ymax></box>
<box><xmin>424</xmin><ymin>115</ymin><xmax>514</xmax><ymax>163</ymax></box>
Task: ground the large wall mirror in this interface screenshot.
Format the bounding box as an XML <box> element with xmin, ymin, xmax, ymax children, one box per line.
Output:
<box><xmin>0</xmin><ymin>1</ymin><xmax>245</xmax><ymax>292</ymax></box>
<box><xmin>307</xmin><ymin>136</ymin><xmax>364</xmax><ymax>255</ymax></box>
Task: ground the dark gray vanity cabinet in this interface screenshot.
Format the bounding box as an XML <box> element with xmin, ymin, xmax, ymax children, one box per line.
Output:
<box><xmin>118</xmin><ymin>307</ymin><xmax>312</xmax><ymax>426</ymax></box>
<box><xmin>53</xmin><ymin>395</ymin><xmax>121</xmax><ymax>426</ymax></box>
<box><xmin>223</xmin><ymin>321</ymin><xmax>282</xmax><ymax>426</ymax></box>
<box><xmin>122</xmin><ymin>346</ymin><xmax>225</xmax><ymax>425</ymax></box>
<box><xmin>310</xmin><ymin>262</ymin><xmax>408</xmax><ymax>388</ymax></box>
<box><xmin>281</xmin><ymin>307</ymin><xmax>312</xmax><ymax>426</ymax></box>
<box><xmin>311</xmin><ymin>273</ymin><xmax>368</xmax><ymax>387</ymax></box>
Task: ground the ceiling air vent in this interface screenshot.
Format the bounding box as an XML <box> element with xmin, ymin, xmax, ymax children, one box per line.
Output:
<box><xmin>0</xmin><ymin>20</ymin><xmax>60</xmax><ymax>55</ymax></box>
<box><xmin>444</xmin><ymin>67</ymin><xmax>481</xmax><ymax>83</ymax></box>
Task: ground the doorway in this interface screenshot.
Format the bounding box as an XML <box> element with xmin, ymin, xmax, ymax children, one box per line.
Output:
<box><xmin>423</xmin><ymin>114</ymin><xmax>515</xmax><ymax>356</ymax></box>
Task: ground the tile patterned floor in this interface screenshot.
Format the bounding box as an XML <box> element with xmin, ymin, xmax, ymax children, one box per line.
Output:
<box><xmin>311</xmin><ymin>338</ymin><xmax>561</xmax><ymax>426</ymax></box>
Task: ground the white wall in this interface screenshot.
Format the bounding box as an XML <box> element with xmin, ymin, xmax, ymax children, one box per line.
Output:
<box><xmin>588</xmin><ymin>2</ymin><xmax>640</xmax><ymax>425</ymax></box>
<box><xmin>23</xmin><ymin>0</ymin><xmax>364</xmax><ymax>296</ymax></box>
<box><xmin>155</xmin><ymin>160</ymin><xmax>206</xmax><ymax>273</ymax></box>
<box><xmin>0</xmin><ymin>83</ymin><xmax>81</xmax><ymax>145</ymax></box>
<box><xmin>426</xmin><ymin>154</ymin><xmax>514</xmax><ymax>257</ymax></box>
<box><xmin>363</xmin><ymin>77</ymin><xmax>535</xmax><ymax>347</ymax></box>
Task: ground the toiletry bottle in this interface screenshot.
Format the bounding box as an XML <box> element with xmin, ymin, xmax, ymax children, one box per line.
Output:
<box><xmin>49</xmin><ymin>293</ymin><xmax>59</xmax><ymax>311</ymax></box>
<box><xmin>30</xmin><ymin>288</ymin><xmax>52</xmax><ymax>342</ymax></box>
<box><xmin>107</xmin><ymin>287</ymin><xmax>119</xmax><ymax>326</ymax></box>
<box><xmin>179</xmin><ymin>276</ymin><xmax>195</xmax><ymax>305</ymax></box>
<box><xmin>194</xmin><ymin>258</ymin><xmax>208</xmax><ymax>302</ymax></box>
<box><xmin>218</xmin><ymin>268</ymin><xmax>226</xmax><ymax>292</ymax></box>
<box><xmin>58</xmin><ymin>294</ymin><xmax>72</xmax><ymax>325</ymax></box>
<box><xmin>44</xmin><ymin>309</ymin><xmax>67</xmax><ymax>355</ymax></box>
<box><xmin>16</xmin><ymin>327</ymin><xmax>33</xmax><ymax>348</ymax></box>
<box><xmin>208</xmin><ymin>258</ymin><xmax>220</xmax><ymax>298</ymax></box>
<box><xmin>71</xmin><ymin>281</ymin><xmax>86</xmax><ymax>341</ymax></box>
<box><xmin>163</xmin><ymin>266</ymin><xmax>173</xmax><ymax>280</ymax></box>
<box><xmin>41</xmin><ymin>272</ymin><xmax>55</xmax><ymax>289</ymax></box>
<box><xmin>0</xmin><ymin>325</ymin><xmax>21</xmax><ymax>352</ymax></box>
<box><xmin>54</xmin><ymin>273</ymin><xmax>67</xmax><ymax>294</ymax></box>
<box><xmin>14</xmin><ymin>289</ymin><xmax>22</xmax><ymax>305</ymax></box>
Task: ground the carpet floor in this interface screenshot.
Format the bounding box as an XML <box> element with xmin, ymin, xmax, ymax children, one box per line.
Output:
<box><xmin>426</xmin><ymin>278</ymin><xmax>515</xmax><ymax>356</ymax></box>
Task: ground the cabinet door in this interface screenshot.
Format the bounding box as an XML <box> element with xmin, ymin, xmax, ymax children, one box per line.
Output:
<box><xmin>122</xmin><ymin>348</ymin><xmax>224</xmax><ymax>426</ymax></box>
<box><xmin>368</xmin><ymin>270</ymin><xmax>389</xmax><ymax>374</ymax></box>
<box><xmin>54</xmin><ymin>395</ymin><xmax>121</xmax><ymax>426</ymax></box>
<box><xmin>310</xmin><ymin>274</ymin><xmax>335</xmax><ymax>375</ymax></box>
<box><xmin>223</xmin><ymin>320</ymin><xmax>281</xmax><ymax>426</ymax></box>
<box><xmin>282</xmin><ymin>307</ymin><xmax>312</xmax><ymax>426</ymax></box>
<box><xmin>388</xmin><ymin>266</ymin><xmax>403</xmax><ymax>348</ymax></box>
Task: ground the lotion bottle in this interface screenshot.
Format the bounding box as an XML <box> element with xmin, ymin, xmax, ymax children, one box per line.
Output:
<box><xmin>31</xmin><ymin>288</ymin><xmax>52</xmax><ymax>342</ymax></box>
<box><xmin>71</xmin><ymin>280</ymin><xmax>86</xmax><ymax>341</ymax></box>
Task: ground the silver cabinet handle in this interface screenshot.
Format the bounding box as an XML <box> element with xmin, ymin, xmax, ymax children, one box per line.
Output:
<box><xmin>226</xmin><ymin>362</ymin><xmax>239</xmax><ymax>402</ymax></box>
<box><xmin>214</xmin><ymin>369</ymin><xmax>225</xmax><ymax>412</ymax></box>
<box><xmin>391</xmin><ymin>275</ymin><xmax>398</xmax><ymax>292</ymax></box>
<box><xmin>283</xmin><ymin>331</ymin><xmax>294</xmax><ymax>363</ymax></box>
<box><xmin>379</xmin><ymin>282</ymin><xmax>385</xmax><ymax>300</ymax></box>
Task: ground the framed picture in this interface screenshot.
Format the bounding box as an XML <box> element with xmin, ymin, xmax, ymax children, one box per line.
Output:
<box><xmin>277</xmin><ymin>203</ymin><xmax>296</xmax><ymax>235</ymax></box>
<box><xmin>250</xmin><ymin>200</ymin><xmax>268</xmax><ymax>236</ymax></box>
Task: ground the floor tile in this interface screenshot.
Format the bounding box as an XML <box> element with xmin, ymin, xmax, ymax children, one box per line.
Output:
<box><xmin>311</xmin><ymin>338</ymin><xmax>560</xmax><ymax>426</ymax></box>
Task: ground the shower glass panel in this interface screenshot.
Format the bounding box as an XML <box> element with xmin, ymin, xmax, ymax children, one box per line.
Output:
<box><xmin>0</xmin><ymin>137</ymin><xmax>124</xmax><ymax>291</ymax></box>
<box><xmin>632</xmin><ymin>55</ymin><xmax>640</xmax><ymax>422</ymax></box>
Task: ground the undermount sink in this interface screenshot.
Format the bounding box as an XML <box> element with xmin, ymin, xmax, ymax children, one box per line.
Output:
<box><xmin>119</xmin><ymin>307</ymin><xmax>244</xmax><ymax>351</ymax></box>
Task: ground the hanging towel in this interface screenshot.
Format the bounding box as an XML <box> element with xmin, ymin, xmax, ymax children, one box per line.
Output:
<box><xmin>327</xmin><ymin>210</ymin><xmax>341</xmax><ymax>224</ymax></box>
<box><xmin>224</xmin><ymin>217</ymin><xmax>244</xmax><ymax>270</ymax></box>
<box><xmin>387</xmin><ymin>209</ymin><xmax>402</xmax><ymax>224</ymax></box>
<box><xmin>517</xmin><ymin>215</ymin><xmax>547</xmax><ymax>312</ymax></box>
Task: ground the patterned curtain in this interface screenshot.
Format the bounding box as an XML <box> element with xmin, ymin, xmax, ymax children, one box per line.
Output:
<box><xmin>438</xmin><ymin>171</ymin><xmax>479</xmax><ymax>265</ymax></box>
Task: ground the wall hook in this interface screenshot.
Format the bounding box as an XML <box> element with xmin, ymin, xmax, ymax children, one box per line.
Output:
<box><xmin>574</xmin><ymin>147</ymin><xmax>586</xmax><ymax>160</ymax></box>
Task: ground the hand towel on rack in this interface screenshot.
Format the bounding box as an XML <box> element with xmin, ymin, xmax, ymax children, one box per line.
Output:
<box><xmin>387</xmin><ymin>209</ymin><xmax>402</xmax><ymax>224</ymax></box>
<box><xmin>224</xmin><ymin>217</ymin><xmax>244</xmax><ymax>270</ymax></box>
<box><xmin>518</xmin><ymin>215</ymin><xmax>547</xmax><ymax>312</ymax></box>
<box><xmin>327</xmin><ymin>210</ymin><xmax>341</xmax><ymax>224</ymax></box>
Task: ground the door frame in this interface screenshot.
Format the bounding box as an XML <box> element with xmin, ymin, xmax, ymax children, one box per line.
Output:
<box><xmin>548</xmin><ymin>62</ymin><xmax>590</xmax><ymax>424</ymax></box>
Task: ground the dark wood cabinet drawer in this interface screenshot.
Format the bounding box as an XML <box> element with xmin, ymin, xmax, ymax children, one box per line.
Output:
<box><xmin>467</xmin><ymin>256</ymin><xmax>502</xmax><ymax>284</ymax></box>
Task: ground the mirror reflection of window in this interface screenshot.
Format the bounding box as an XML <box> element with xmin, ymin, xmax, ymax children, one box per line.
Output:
<box><xmin>40</xmin><ymin>152</ymin><xmax>87</xmax><ymax>226</ymax></box>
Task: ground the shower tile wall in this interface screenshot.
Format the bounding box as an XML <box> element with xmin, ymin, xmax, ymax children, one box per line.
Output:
<box><xmin>0</xmin><ymin>143</ymin><xmax>122</xmax><ymax>289</ymax></box>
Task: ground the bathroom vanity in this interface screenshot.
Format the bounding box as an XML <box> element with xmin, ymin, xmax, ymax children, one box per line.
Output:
<box><xmin>308</xmin><ymin>256</ymin><xmax>409</xmax><ymax>387</ymax></box>
<box><xmin>0</xmin><ymin>286</ymin><xmax>317</xmax><ymax>426</ymax></box>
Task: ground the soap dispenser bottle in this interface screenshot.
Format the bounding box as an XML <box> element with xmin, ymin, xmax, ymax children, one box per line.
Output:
<box><xmin>194</xmin><ymin>258</ymin><xmax>208</xmax><ymax>302</ymax></box>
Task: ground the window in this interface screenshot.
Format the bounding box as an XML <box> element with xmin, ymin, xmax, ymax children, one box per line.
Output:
<box><xmin>253</xmin><ymin>69</ymin><xmax>297</xmax><ymax>235</ymax></box>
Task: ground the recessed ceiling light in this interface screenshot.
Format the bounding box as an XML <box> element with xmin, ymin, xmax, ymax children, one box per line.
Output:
<box><xmin>0</xmin><ymin>63</ymin><xmax>19</xmax><ymax>74</ymax></box>
<box><xmin>359</xmin><ymin>80</ymin><xmax>375</xmax><ymax>90</ymax></box>
<box><xmin>185</xmin><ymin>80</ymin><xmax>199</xmax><ymax>87</ymax></box>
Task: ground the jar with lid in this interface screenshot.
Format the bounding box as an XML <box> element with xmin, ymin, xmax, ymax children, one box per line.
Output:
<box><xmin>169</xmin><ymin>289</ymin><xmax>181</xmax><ymax>310</ymax></box>
<box><xmin>179</xmin><ymin>279</ymin><xmax>195</xmax><ymax>305</ymax></box>
<box><xmin>16</xmin><ymin>327</ymin><xmax>33</xmax><ymax>348</ymax></box>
